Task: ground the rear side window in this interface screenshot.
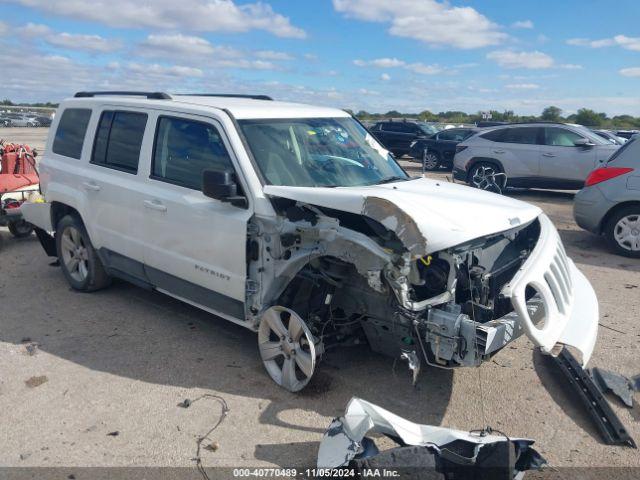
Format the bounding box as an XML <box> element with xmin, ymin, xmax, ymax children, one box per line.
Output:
<box><xmin>480</xmin><ymin>128</ymin><xmax>506</xmax><ymax>142</ymax></box>
<box><xmin>152</xmin><ymin>116</ymin><xmax>234</xmax><ymax>190</ymax></box>
<box><xmin>502</xmin><ymin>127</ymin><xmax>540</xmax><ymax>145</ymax></box>
<box><xmin>52</xmin><ymin>108</ymin><xmax>92</xmax><ymax>159</ymax></box>
<box><xmin>92</xmin><ymin>111</ymin><xmax>147</xmax><ymax>173</ymax></box>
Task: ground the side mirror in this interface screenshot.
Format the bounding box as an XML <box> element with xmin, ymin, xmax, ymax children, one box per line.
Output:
<box><xmin>202</xmin><ymin>169</ymin><xmax>247</xmax><ymax>208</ymax></box>
<box><xmin>574</xmin><ymin>138</ymin><xmax>595</xmax><ymax>148</ymax></box>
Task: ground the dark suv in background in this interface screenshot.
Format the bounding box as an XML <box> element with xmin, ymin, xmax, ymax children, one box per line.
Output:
<box><xmin>409</xmin><ymin>127</ymin><xmax>478</xmax><ymax>170</ymax></box>
<box><xmin>369</xmin><ymin>120</ymin><xmax>438</xmax><ymax>157</ymax></box>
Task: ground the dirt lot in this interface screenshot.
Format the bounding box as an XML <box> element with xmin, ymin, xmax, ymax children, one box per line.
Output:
<box><xmin>1</xmin><ymin>128</ymin><xmax>639</xmax><ymax>472</ymax></box>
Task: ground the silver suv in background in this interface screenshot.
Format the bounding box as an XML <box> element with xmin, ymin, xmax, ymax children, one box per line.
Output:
<box><xmin>574</xmin><ymin>137</ymin><xmax>640</xmax><ymax>257</ymax></box>
<box><xmin>453</xmin><ymin>123</ymin><xmax>618</xmax><ymax>190</ymax></box>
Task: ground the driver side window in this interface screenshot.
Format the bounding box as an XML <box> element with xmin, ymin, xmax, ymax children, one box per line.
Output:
<box><xmin>152</xmin><ymin>116</ymin><xmax>234</xmax><ymax>190</ymax></box>
<box><xmin>544</xmin><ymin>127</ymin><xmax>583</xmax><ymax>147</ymax></box>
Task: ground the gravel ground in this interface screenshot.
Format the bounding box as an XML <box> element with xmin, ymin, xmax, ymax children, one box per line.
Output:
<box><xmin>0</xmin><ymin>129</ymin><xmax>639</xmax><ymax>473</ymax></box>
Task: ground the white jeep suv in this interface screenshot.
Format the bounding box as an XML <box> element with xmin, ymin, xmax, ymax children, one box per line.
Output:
<box><xmin>23</xmin><ymin>92</ymin><xmax>599</xmax><ymax>391</ymax></box>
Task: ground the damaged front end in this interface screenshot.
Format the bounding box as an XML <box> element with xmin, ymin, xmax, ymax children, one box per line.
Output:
<box><xmin>251</xmin><ymin>179</ymin><xmax>598</xmax><ymax>390</ymax></box>
<box><xmin>318</xmin><ymin>397</ymin><xmax>546</xmax><ymax>478</ymax></box>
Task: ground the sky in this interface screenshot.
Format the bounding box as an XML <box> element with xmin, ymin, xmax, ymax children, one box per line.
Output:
<box><xmin>1</xmin><ymin>0</ymin><xmax>640</xmax><ymax>116</ymax></box>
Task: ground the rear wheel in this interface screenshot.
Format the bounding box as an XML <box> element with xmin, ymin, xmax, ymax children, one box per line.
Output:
<box><xmin>422</xmin><ymin>151</ymin><xmax>440</xmax><ymax>171</ymax></box>
<box><xmin>8</xmin><ymin>219</ymin><xmax>34</xmax><ymax>238</ymax></box>
<box><xmin>55</xmin><ymin>214</ymin><xmax>111</xmax><ymax>291</ymax></box>
<box><xmin>468</xmin><ymin>162</ymin><xmax>505</xmax><ymax>192</ymax></box>
<box><xmin>605</xmin><ymin>206</ymin><xmax>640</xmax><ymax>258</ymax></box>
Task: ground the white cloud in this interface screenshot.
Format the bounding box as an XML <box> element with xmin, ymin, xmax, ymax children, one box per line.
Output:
<box><xmin>486</xmin><ymin>50</ymin><xmax>555</xmax><ymax>69</ymax></box>
<box><xmin>8</xmin><ymin>0</ymin><xmax>305</xmax><ymax>38</ymax></box>
<box><xmin>620</xmin><ymin>67</ymin><xmax>640</xmax><ymax>77</ymax></box>
<box><xmin>0</xmin><ymin>21</ymin><xmax>8</xmax><ymax>35</ymax></box>
<box><xmin>380</xmin><ymin>73</ymin><xmax>391</xmax><ymax>81</ymax></box>
<box><xmin>511</xmin><ymin>20</ymin><xmax>533</xmax><ymax>29</ymax></box>
<box><xmin>354</xmin><ymin>57</ymin><xmax>444</xmax><ymax>75</ymax></box>
<box><xmin>333</xmin><ymin>0</ymin><xmax>506</xmax><ymax>49</ymax></box>
<box><xmin>47</xmin><ymin>32</ymin><xmax>120</xmax><ymax>53</ymax></box>
<box><xmin>255</xmin><ymin>50</ymin><xmax>294</xmax><ymax>61</ymax></box>
<box><xmin>19</xmin><ymin>22</ymin><xmax>120</xmax><ymax>53</ymax></box>
<box><xmin>136</xmin><ymin>33</ymin><xmax>289</xmax><ymax>70</ymax></box>
<box><xmin>126</xmin><ymin>62</ymin><xmax>203</xmax><ymax>77</ymax></box>
<box><xmin>505</xmin><ymin>83</ymin><xmax>540</xmax><ymax>90</ymax></box>
<box><xmin>567</xmin><ymin>35</ymin><xmax>640</xmax><ymax>51</ymax></box>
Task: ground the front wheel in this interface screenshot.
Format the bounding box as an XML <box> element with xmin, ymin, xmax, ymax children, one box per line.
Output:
<box><xmin>8</xmin><ymin>219</ymin><xmax>34</xmax><ymax>238</ymax></box>
<box><xmin>55</xmin><ymin>214</ymin><xmax>112</xmax><ymax>291</ymax></box>
<box><xmin>605</xmin><ymin>206</ymin><xmax>640</xmax><ymax>258</ymax></box>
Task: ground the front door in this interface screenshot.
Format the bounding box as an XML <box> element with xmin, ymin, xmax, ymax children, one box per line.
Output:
<box><xmin>141</xmin><ymin>112</ymin><xmax>252</xmax><ymax>319</ymax></box>
<box><xmin>539</xmin><ymin>127</ymin><xmax>596</xmax><ymax>187</ymax></box>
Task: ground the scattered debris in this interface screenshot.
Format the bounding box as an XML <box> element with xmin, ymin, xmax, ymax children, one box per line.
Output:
<box><xmin>20</xmin><ymin>337</ymin><xmax>32</xmax><ymax>343</ymax></box>
<box><xmin>178</xmin><ymin>394</ymin><xmax>229</xmax><ymax>480</ymax></box>
<box><xmin>318</xmin><ymin>397</ymin><xmax>546</xmax><ymax>479</ymax></box>
<box><xmin>552</xmin><ymin>349</ymin><xmax>636</xmax><ymax>448</ymax></box>
<box><xmin>204</xmin><ymin>441</ymin><xmax>219</xmax><ymax>452</ymax></box>
<box><xmin>591</xmin><ymin>368</ymin><xmax>640</xmax><ymax>408</ymax></box>
<box><xmin>106</xmin><ymin>431</ymin><xmax>119</xmax><ymax>437</ymax></box>
<box><xmin>598</xmin><ymin>323</ymin><xmax>627</xmax><ymax>335</ymax></box>
<box><xmin>25</xmin><ymin>375</ymin><xmax>48</xmax><ymax>388</ymax></box>
<box><xmin>400</xmin><ymin>350</ymin><xmax>420</xmax><ymax>385</ymax></box>
<box><xmin>24</xmin><ymin>342</ymin><xmax>39</xmax><ymax>356</ymax></box>
<box><xmin>623</xmin><ymin>284</ymin><xmax>638</xmax><ymax>289</ymax></box>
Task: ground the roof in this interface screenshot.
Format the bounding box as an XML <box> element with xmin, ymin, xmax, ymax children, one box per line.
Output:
<box><xmin>64</xmin><ymin>92</ymin><xmax>350</xmax><ymax>120</ymax></box>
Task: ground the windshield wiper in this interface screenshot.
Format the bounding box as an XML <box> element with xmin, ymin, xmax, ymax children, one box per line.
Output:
<box><xmin>375</xmin><ymin>176</ymin><xmax>408</xmax><ymax>185</ymax></box>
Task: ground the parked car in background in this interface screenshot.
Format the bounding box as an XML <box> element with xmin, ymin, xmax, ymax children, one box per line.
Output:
<box><xmin>592</xmin><ymin>129</ymin><xmax>626</xmax><ymax>145</ymax></box>
<box><xmin>408</xmin><ymin>127</ymin><xmax>478</xmax><ymax>170</ymax></box>
<box><xmin>34</xmin><ymin>115</ymin><xmax>52</xmax><ymax>127</ymax></box>
<box><xmin>574</xmin><ymin>136</ymin><xmax>640</xmax><ymax>257</ymax></box>
<box><xmin>453</xmin><ymin>122</ymin><xmax>618</xmax><ymax>190</ymax></box>
<box><xmin>369</xmin><ymin>120</ymin><xmax>438</xmax><ymax>157</ymax></box>
<box><xmin>6</xmin><ymin>115</ymin><xmax>40</xmax><ymax>127</ymax></box>
<box><xmin>615</xmin><ymin>130</ymin><xmax>639</xmax><ymax>140</ymax></box>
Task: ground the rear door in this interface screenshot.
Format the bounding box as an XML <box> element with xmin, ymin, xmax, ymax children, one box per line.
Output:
<box><xmin>485</xmin><ymin>127</ymin><xmax>542</xmax><ymax>181</ymax></box>
<box><xmin>140</xmin><ymin>111</ymin><xmax>252</xmax><ymax>318</ymax></box>
<box><xmin>84</xmin><ymin>108</ymin><xmax>150</xmax><ymax>265</ymax></box>
<box><xmin>539</xmin><ymin>127</ymin><xmax>596</xmax><ymax>186</ymax></box>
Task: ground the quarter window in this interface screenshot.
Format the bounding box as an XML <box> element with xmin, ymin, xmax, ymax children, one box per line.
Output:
<box><xmin>52</xmin><ymin>108</ymin><xmax>92</xmax><ymax>159</ymax></box>
<box><xmin>92</xmin><ymin>111</ymin><xmax>147</xmax><ymax>173</ymax></box>
<box><xmin>152</xmin><ymin>117</ymin><xmax>234</xmax><ymax>190</ymax></box>
<box><xmin>544</xmin><ymin>127</ymin><xmax>584</xmax><ymax>147</ymax></box>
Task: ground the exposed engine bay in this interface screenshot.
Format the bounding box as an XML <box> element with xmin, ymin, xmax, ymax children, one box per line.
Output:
<box><xmin>246</xmin><ymin>195</ymin><xmax>542</xmax><ymax>389</ymax></box>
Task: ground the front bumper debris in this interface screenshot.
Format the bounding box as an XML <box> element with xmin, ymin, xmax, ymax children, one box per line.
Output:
<box><xmin>502</xmin><ymin>214</ymin><xmax>598</xmax><ymax>366</ymax></box>
<box><xmin>318</xmin><ymin>397</ymin><xmax>546</xmax><ymax>478</ymax></box>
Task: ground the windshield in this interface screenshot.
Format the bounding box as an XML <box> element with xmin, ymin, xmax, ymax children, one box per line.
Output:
<box><xmin>418</xmin><ymin>124</ymin><xmax>439</xmax><ymax>135</ymax></box>
<box><xmin>238</xmin><ymin>117</ymin><xmax>409</xmax><ymax>187</ymax></box>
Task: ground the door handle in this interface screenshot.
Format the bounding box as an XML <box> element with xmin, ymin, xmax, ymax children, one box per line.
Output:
<box><xmin>82</xmin><ymin>181</ymin><xmax>101</xmax><ymax>192</ymax></box>
<box><xmin>143</xmin><ymin>199</ymin><xmax>167</xmax><ymax>212</ymax></box>
<box><xmin>542</xmin><ymin>153</ymin><xmax>556</xmax><ymax>157</ymax></box>
<box><xmin>493</xmin><ymin>150</ymin><xmax>505</xmax><ymax>154</ymax></box>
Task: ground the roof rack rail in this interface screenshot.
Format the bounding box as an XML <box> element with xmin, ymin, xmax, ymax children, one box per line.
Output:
<box><xmin>74</xmin><ymin>91</ymin><xmax>172</xmax><ymax>100</ymax></box>
<box><xmin>177</xmin><ymin>93</ymin><xmax>273</xmax><ymax>101</ymax></box>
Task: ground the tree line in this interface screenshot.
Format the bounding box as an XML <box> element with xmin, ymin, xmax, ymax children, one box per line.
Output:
<box><xmin>353</xmin><ymin>106</ymin><xmax>640</xmax><ymax>130</ymax></box>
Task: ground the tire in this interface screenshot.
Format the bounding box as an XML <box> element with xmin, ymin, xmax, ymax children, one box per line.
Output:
<box><xmin>604</xmin><ymin>206</ymin><xmax>640</xmax><ymax>258</ymax></box>
<box><xmin>422</xmin><ymin>151</ymin><xmax>440</xmax><ymax>171</ymax></box>
<box><xmin>8</xmin><ymin>219</ymin><xmax>34</xmax><ymax>238</ymax></box>
<box><xmin>55</xmin><ymin>214</ymin><xmax>111</xmax><ymax>291</ymax></box>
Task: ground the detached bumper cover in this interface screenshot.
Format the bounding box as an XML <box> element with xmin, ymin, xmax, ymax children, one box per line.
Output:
<box><xmin>501</xmin><ymin>214</ymin><xmax>598</xmax><ymax>366</ymax></box>
<box><xmin>318</xmin><ymin>397</ymin><xmax>546</xmax><ymax>476</ymax></box>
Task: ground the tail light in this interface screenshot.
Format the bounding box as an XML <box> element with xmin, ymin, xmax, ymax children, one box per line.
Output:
<box><xmin>455</xmin><ymin>145</ymin><xmax>468</xmax><ymax>154</ymax></box>
<box><xmin>585</xmin><ymin>167</ymin><xmax>634</xmax><ymax>187</ymax></box>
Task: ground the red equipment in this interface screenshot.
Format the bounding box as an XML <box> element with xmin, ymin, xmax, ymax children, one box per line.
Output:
<box><xmin>0</xmin><ymin>140</ymin><xmax>39</xmax><ymax>192</ymax></box>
